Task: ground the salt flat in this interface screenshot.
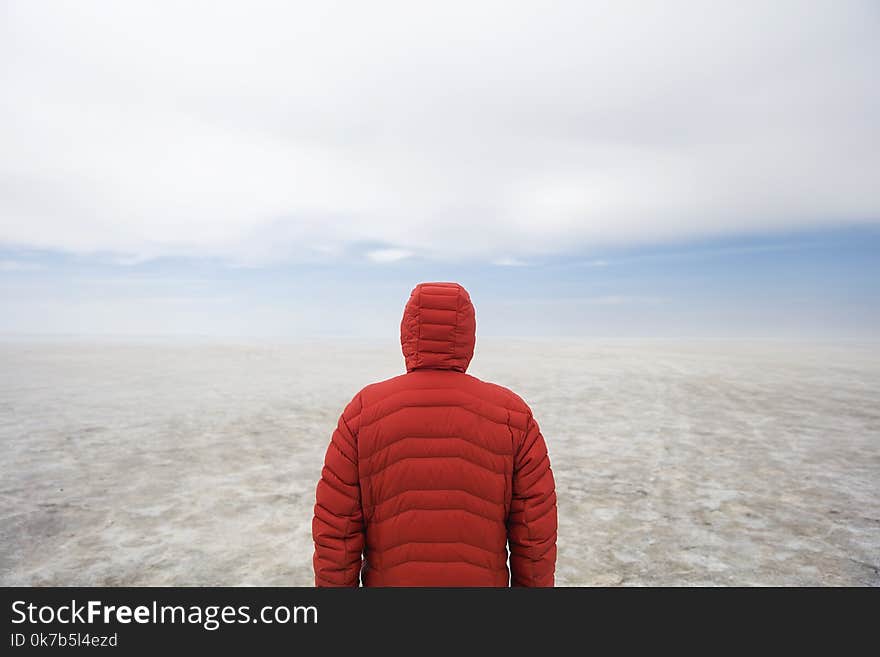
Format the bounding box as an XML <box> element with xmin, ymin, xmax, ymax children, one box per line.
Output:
<box><xmin>1</xmin><ymin>339</ymin><xmax>878</xmax><ymax>586</ymax></box>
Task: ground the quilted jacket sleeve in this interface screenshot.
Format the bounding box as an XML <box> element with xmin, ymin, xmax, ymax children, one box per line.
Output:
<box><xmin>312</xmin><ymin>395</ymin><xmax>364</xmax><ymax>586</ymax></box>
<box><xmin>508</xmin><ymin>412</ymin><xmax>557</xmax><ymax>586</ymax></box>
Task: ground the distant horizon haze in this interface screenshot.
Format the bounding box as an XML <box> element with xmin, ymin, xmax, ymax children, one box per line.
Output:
<box><xmin>2</xmin><ymin>227</ymin><xmax>878</xmax><ymax>340</ymax></box>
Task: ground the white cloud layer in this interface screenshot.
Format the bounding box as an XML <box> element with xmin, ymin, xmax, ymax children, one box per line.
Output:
<box><xmin>366</xmin><ymin>248</ymin><xmax>413</xmax><ymax>263</ymax></box>
<box><xmin>1</xmin><ymin>0</ymin><xmax>878</xmax><ymax>263</ymax></box>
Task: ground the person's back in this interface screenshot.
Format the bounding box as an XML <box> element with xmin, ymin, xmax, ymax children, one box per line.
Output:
<box><xmin>312</xmin><ymin>282</ymin><xmax>557</xmax><ymax>586</ymax></box>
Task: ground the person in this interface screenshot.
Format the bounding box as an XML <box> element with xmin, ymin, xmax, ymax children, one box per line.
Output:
<box><xmin>312</xmin><ymin>282</ymin><xmax>557</xmax><ymax>586</ymax></box>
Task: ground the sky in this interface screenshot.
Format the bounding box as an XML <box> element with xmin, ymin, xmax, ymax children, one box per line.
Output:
<box><xmin>1</xmin><ymin>1</ymin><xmax>878</xmax><ymax>339</ymax></box>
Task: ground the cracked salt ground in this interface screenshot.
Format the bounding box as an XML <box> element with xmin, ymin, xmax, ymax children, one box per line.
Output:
<box><xmin>0</xmin><ymin>339</ymin><xmax>878</xmax><ymax>585</ymax></box>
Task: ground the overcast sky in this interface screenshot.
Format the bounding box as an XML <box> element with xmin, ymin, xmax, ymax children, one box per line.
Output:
<box><xmin>1</xmin><ymin>1</ymin><xmax>878</xmax><ymax>338</ymax></box>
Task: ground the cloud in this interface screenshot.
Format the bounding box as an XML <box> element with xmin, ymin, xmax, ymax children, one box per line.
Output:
<box><xmin>1</xmin><ymin>1</ymin><xmax>878</xmax><ymax>264</ymax></box>
<box><xmin>492</xmin><ymin>257</ymin><xmax>529</xmax><ymax>267</ymax></box>
<box><xmin>366</xmin><ymin>248</ymin><xmax>414</xmax><ymax>263</ymax></box>
<box><xmin>0</xmin><ymin>260</ymin><xmax>44</xmax><ymax>272</ymax></box>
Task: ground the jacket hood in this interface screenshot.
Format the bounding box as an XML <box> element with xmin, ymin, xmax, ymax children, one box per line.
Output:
<box><xmin>400</xmin><ymin>282</ymin><xmax>476</xmax><ymax>373</ymax></box>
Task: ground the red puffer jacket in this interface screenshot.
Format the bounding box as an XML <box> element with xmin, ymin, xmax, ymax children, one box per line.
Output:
<box><xmin>312</xmin><ymin>282</ymin><xmax>557</xmax><ymax>586</ymax></box>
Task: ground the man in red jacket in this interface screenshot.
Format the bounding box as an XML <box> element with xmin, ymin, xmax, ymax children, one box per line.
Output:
<box><xmin>312</xmin><ymin>282</ymin><xmax>557</xmax><ymax>586</ymax></box>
